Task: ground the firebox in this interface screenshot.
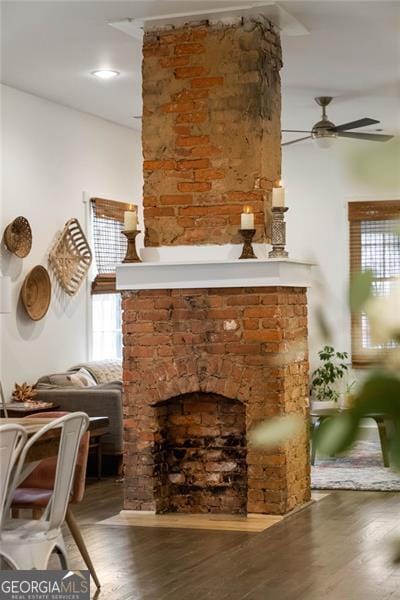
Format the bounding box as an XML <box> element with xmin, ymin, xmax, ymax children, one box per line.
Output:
<box><xmin>154</xmin><ymin>392</ymin><xmax>247</xmax><ymax>514</ymax></box>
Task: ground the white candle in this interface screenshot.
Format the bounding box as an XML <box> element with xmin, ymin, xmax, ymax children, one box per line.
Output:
<box><xmin>241</xmin><ymin>206</ymin><xmax>254</xmax><ymax>229</ymax></box>
<box><xmin>272</xmin><ymin>181</ymin><xmax>285</xmax><ymax>208</ymax></box>
<box><xmin>124</xmin><ymin>206</ymin><xmax>137</xmax><ymax>231</ymax></box>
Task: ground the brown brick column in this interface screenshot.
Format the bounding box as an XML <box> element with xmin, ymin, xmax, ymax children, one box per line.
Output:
<box><xmin>142</xmin><ymin>19</ymin><xmax>282</xmax><ymax>246</ymax></box>
<box><xmin>123</xmin><ymin>286</ymin><xmax>310</xmax><ymax>515</ymax></box>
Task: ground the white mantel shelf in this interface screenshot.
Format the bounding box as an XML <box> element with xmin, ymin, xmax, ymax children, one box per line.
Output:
<box><xmin>116</xmin><ymin>258</ymin><xmax>314</xmax><ymax>291</ymax></box>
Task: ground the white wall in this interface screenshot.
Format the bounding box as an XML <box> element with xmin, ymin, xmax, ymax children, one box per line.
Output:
<box><xmin>284</xmin><ymin>138</ymin><xmax>400</xmax><ymax>370</ymax></box>
<box><xmin>0</xmin><ymin>85</ymin><xmax>142</xmax><ymax>396</ymax></box>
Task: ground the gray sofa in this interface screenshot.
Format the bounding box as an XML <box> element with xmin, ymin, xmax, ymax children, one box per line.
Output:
<box><xmin>36</xmin><ymin>359</ymin><xmax>123</xmax><ymax>456</ymax></box>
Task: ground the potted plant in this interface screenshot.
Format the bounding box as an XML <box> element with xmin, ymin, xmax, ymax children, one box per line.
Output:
<box><xmin>311</xmin><ymin>346</ymin><xmax>349</xmax><ymax>408</ymax></box>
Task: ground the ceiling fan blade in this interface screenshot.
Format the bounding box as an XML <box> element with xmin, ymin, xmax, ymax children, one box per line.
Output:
<box><xmin>281</xmin><ymin>130</ymin><xmax>312</xmax><ymax>133</ymax></box>
<box><xmin>282</xmin><ymin>136</ymin><xmax>312</xmax><ymax>147</ymax></box>
<box><xmin>337</xmin><ymin>131</ymin><xmax>394</xmax><ymax>142</ymax></box>
<box><xmin>332</xmin><ymin>118</ymin><xmax>380</xmax><ymax>132</ymax></box>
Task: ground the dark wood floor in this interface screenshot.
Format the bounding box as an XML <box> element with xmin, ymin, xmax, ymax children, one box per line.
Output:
<box><xmin>59</xmin><ymin>480</ymin><xmax>400</xmax><ymax>599</ymax></box>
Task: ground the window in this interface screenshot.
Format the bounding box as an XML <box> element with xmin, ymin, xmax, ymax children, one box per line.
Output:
<box><xmin>91</xmin><ymin>197</ymin><xmax>131</xmax><ymax>294</ymax></box>
<box><xmin>90</xmin><ymin>197</ymin><xmax>135</xmax><ymax>359</ymax></box>
<box><xmin>349</xmin><ymin>200</ymin><xmax>400</xmax><ymax>366</ymax></box>
<box><xmin>92</xmin><ymin>294</ymin><xmax>122</xmax><ymax>360</ymax></box>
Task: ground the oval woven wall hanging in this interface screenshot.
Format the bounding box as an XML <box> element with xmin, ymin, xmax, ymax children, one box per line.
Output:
<box><xmin>49</xmin><ymin>218</ymin><xmax>92</xmax><ymax>296</ymax></box>
<box><xmin>21</xmin><ymin>265</ymin><xmax>51</xmax><ymax>321</ymax></box>
<box><xmin>4</xmin><ymin>216</ymin><xmax>33</xmax><ymax>258</ymax></box>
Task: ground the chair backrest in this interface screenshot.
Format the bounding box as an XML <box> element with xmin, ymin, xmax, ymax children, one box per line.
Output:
<box><xmin>0</xmin><ymin>425</ymin><xmax>27</xmax><ymax>526</ymax></box>
<box><xmin>22</xmin><ymin>412</ymin><xmax>90</xmax><ymax>503</ymax></box>
<box><xmin>10</xmin><ymin>413</ymin><xmax>89</xmax><ymax>532</ymax></box>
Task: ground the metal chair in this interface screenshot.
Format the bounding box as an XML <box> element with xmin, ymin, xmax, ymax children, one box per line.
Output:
<box><xmin>11</xmin><ymin>411</ymin><xmax>100</xmax><ymax>588</ymax></box>
<box><xmin>0</xmin><ymin>412</ymin><xmax>88</xmax><ymax>571</ymax></box>
<box><xmin>0</xmin><ymin>424</ymin><xmax>27</xmax><ymax>529</ymax></box>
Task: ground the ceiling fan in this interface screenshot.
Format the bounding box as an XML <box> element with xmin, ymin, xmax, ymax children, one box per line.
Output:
<box><xmin>282</xmin><ymin>96</ymin><xmax>394</xmax><ymax>148</ymax></box>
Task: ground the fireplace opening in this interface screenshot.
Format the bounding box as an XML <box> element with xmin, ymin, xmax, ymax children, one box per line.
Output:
<box><xmin>154</xmin><ymin>392</ymin><xmax>247</xmax><ymax>514</ymax></box>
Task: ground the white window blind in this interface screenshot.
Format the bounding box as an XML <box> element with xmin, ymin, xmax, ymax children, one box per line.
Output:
<box><xmin>91</xmin><ymin>197</ymin><xmax>130</xmax><ymax>294</ymax></box>
<box><xmin>349</xmin><ymin>200</ymin><xmax>400</xmax><ymax>365</ymax></box>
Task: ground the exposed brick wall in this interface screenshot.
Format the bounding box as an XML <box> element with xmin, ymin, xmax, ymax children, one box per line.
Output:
<box><xmin>123</xmin><ymin>286</ymin><xmax>310</xmax><ymax>515</ymax></box>
<box><xmin>142</xmin><ymin>19</ymin><xmax>282</xmax><ymax>246</ymax></box>
<box><xmin>155</xmin><ymin>392</ymin><xmax>247</xmax><ymax>514</ymax></box>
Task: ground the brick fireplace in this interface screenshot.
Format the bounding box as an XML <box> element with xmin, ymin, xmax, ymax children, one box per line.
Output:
<box><xmin>122</xmin><ymin>286</ymin><xmax>310</xmax><ymax>515</ymax></box>
<box><xmin>119</xmin><ymin>15</ymin><xmax>311</xmax><ymax>517</ymax></box>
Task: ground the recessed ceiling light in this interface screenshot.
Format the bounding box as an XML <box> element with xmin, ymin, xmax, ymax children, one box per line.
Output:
<box><xmin>91</xmin><ymin>69</ymin><xmax>120</xmax><ymax>80</ymax></box>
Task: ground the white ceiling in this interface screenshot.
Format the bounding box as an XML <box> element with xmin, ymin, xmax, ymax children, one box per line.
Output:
<box><xmin>1</xmin><ymin>1</ymin><xmax>399</xmax><ymax>138</ymax></box>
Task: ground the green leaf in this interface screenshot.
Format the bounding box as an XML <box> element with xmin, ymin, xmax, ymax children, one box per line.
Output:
<box><xmin>389</xmin><ymin>426</ymin><xmax>400</xmax><ymax>471</ymax></box>
<box><xmin>249</xmin><ymin>415</ymin><xmax>302</xmax><ymax>448</ymax></box>
<box><xmin>314</xmin><ymin>412</ymin><xmax>359</xmax><ymax>456</ymax></box>
<box><xmin>349</xmin><ymin>270</ymin><xmax>374</xmax><ymax>312</ymax></box>
<box><xmin>354</xmin><ymin>372</ymin><xmax>400</xmax><ymax>419</ymax></box>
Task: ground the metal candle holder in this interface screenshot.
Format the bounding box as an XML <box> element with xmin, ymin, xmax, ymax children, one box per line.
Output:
<box><xmin>122</xmin><ymin>230</ymin><xmax>142</xmax><ymax>263</ymax></box>
<box><xmin>239</xmin><ymin>229</ymin><xmax>257</xmax><ymax>260</ymax></box>
<box><xmin>268</xmin><ymin>207</ymin><xmax>289</xmax><ymax>258</ymax></box>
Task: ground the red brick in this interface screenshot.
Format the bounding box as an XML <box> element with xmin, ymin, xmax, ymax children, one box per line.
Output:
<box><xmin>173</xmin><ymin>89</ymin><xmax>209</xmax><ymax>101</ymax></box>
<box><xmin>174</xmin><ymin>66</ymin><xmax>205</xmax><ymax>79</ymax></box>
<box><xmin>176</xmin><ymin>112</ymin><xmax>208</xmax><ymax>124</ymax></box>
<box><xmin>190</xmin><ymin>77</ymin><xmax>224</xmax><ymax>88</ymax></box>
<box><xmin>176</xmin><ymin>135</ymin><xmax>210</xmax><ymax>147</ymax></box>
<box><xmin>244</xmin><ymin>306</ymin><xmax>279</xmax><ymax>318</ymax></box>
<box><xmin>244</xmin><ymin>330</ymin><xmax>282</xmax><ymax>342</ymax></box>
<box><xmin>177</xmin><ymin>182</ymin><xmax>211</xmax><ymax>192</ymax></box>
<box><xmin>176</xmin><ymin>159</ymin><xmax>210</xmax><ymax>171</ymax></box>
<box><xmin>143</xmin><ymin>196</ymin><xmax>157</xmax><ymax>207</ymax></box>
<box><xmin>195</xmin><ymin>168</ymin><xmax>225</xmax><ymax>181</ymax></box>
<box><xmin>189</xmin><ymin>145</ymin><xmax>223</xmax><ymax>158</ymax></box>
<box><xmin>143</xmin><ymin>43</ymin><xmax>170</xmax><ymax>57</ymax></box>
<box><xmin>159</xmin><ymin>56</ymin><xmax>189</xmax><ymax>68</ymax></box>
<box><xmin>144</xmin><ymin>207</ymin><xmax>175</xmax><ymax>217</ymax></box>
<box><xmin>174</xmin><ymin>43</ymin><xmax>205</xmax><ymax>55</ymax></box>
<box><xmin>159</xmin><ymin>194</ymin><xmax>193</xmax><ymax>206</ymax></box>
<box><xmin>144</xmin><ymin>160</ymin><xmax>175</xmax><ymax>171</ymax></box>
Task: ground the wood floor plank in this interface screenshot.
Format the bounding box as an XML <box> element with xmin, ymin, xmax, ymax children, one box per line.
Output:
<box><xmin>39</xmin><ymin>480</ymin><xmax>400</xmax><ymax>599</ymax></box>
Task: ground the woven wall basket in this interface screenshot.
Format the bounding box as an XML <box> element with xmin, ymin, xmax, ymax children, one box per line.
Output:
<box><xmin>21</xmin><ymin>265</ymin><xmax>51</xmax><ymax>321</ymax></box>
<box><xmin>4</xmin><ymin>216</ymin><xmax>32</xmax><ymax>258</ymax></box>
<box><xmin>49</xmin><ymin>218</ymin><xmax>92</xmax><ymax>296</ymax></box>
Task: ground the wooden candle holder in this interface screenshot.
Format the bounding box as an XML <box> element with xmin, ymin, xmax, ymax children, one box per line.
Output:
<box><xmin>122</xmin><ymin>230</ymin><xmax>142</xmax><ymax>263</ymax></box>
<box><xmin>239</xmin><ymin>229</ymin><xmax>257</xmax><ymax>260</ymax></box>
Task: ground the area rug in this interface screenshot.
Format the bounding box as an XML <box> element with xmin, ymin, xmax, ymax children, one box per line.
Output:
<box><xmin>312</xmin><ymin>440</ymin><xmax>400</xmax><ymax>491</ymax></box>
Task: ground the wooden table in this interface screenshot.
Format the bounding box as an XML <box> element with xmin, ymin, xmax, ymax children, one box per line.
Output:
<box><xmin>0</xmin><ymin>416</ymin><xmax>110</xmax><ymax>465</ymax></box>
<box><xmin>1</xmin><ymin>403</ymin><xmax>60</xmax><ymax>418</ymax></box>
<box><xmin>310</xmin><ymin>408</ymin><xmax>391</xmax><ymax>467</ymax></box>
<box><xmin>87</xmin><ymin>417</ymin><xmax>110</xmax><ymax>479</ymax></box>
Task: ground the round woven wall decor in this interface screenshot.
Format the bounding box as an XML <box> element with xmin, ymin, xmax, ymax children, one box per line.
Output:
<box><xmin>21</xmin><ymin>265</ymin><xmax>51</xmax><ymax>321</ymax></box>
<box><xmin>4</xmin><ymin>216</ymin><xmax>33</xmax><ymax>258</ymax></box>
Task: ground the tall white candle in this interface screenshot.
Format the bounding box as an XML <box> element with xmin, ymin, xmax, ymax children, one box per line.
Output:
<box><xmin>124</xmin><ymin>206</ymin><xmax>137</xmax><ymax>231</ymax></box>
<box><xmin>241</xmin><ymin>206</ymin><xmax>254</xmax><ymax>229</ymax></box>
<box><xmin>272</xmin><ymin>182</ymin><xmax>285</xmax><ymax>208</ymax></box>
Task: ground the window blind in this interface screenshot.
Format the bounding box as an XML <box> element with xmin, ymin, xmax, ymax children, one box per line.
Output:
<box><xmin>91</xmin><ymin>197</ymin><xmax>133</xmax><ymax>294</ymax></box>
<box><xmin>349</xmin><ymin>200</ymin><xmax>400</xmax><ymax>366</ymax></box>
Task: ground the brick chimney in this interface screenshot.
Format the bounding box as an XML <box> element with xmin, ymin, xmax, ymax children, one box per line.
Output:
<box><xmin>121</xmin><ymin>16</ymin><xmax>310</xmax><ymax>517</ymax></box>
<box><xmin>142</xmin><ymin>18</ymin><xmax>282</xmax><ymax>247</ymax></box>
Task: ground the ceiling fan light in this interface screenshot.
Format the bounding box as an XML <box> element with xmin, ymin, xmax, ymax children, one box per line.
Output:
<box><xmin>313</xmin><ymin>136</ymin><xmax>336</xmax><ymax>149</ymax></box>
